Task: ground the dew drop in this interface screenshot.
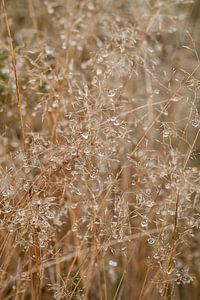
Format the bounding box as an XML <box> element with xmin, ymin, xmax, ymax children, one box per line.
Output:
<box><xmin>108</xmin><ymin>260</ymin><xmax>118</xmax><ymax>267</ymax></box>
<box><xmin>18</xmin><ymin>209</ymin><xmax>26</xmax><ymax>217</ymax></box>
<box><xmin>90</xmin><ymin>167</ymin><xmax>99</xmax><ymax>179</ymax></box>
<box><xmin>92</xmin><ymin>76</ymin><xmax>98</xmax><ymax>86</ymax></box>
<box><xmin>147</xmin><ymin>47</ymin><xmax>154</xmax><ymax>53</ymax></box>
<box><xmin>163</xmin><ymin>130</ymin><xmax>170</xmax><ymax>138</ymax></box>
<box><xmin>192</xmin><ymin>117</ymin><xmax>199</xmax><ymax>128</ymax></box>
<box><xmin>154</xmin><ymin>253</ymin><xmax>159</xmax><ymax>260</ymax></box>
<box><xmin>32</xmin><ymin>197</ymin><xmax>42</xmax><ymax>206</ymax></box>
<box><xmin>141</xmin><ymin>216</ymin><xmax>149</xmax><ymax>228</ymax></box>
<box><xmin>45</xmin><ymin>46</ymin><xmax>54</xmax><ymax>55</ymax></box>
<box><xmin>108</xmin><ymin>90</ymin><xmax>116</xmax><ymax>98</ymax></box>
<box><xmin>47</xmin><ymin>5</ymin><xmax>54</xmax><ymax>14</ymax></box>
<box><xmin>165</xmin><ymin>182</ymin><xmax>171</xmax><ymax>189</ymax></box>
<box><xmin>110</xmin><ymin>117</ymin><xmax>117</xmax><ymax>122</ymax></box>
<box><xmin>171</xmin><ymin>96</ymin><xmax>180</xmax><ymax>102</ymax></box>
<box><xmin>8</xmin><ymin>225</ymin><xmax>14</xmax><ymax>232</ymax></box>
<box><xmin>52</xmin><ymin>99</ymin><xmax>59</xmax><ymax>108</ymax></box>
<box><xmin>2</xmin><ymin>190</ymin><xmax>12</xmax><ymax>197</ymax></box>
<box><xmin>71</xmin><ymin>203</ymin><xmax>78</xmax><ymax>209</ymax></box>
<box><xmin>70</xmin><ymin>148</ymin><xmax>77</xmax><ymax>156</ymax></box>
<box><xmin>62</xmin><ymin>42</ymin><xmax>67</xmax><ymax>49</ymax></box>
<box><xmin>87</xmin><ymin>2</ymin><xmax>95</xmax><ymax>10</ymax></box>
<box><xmin>81</xmin><ymin>132</ymin><xmax>89</xmax><ymax>140</ymax></box>
<box><xmin>147</xmin><ymin>237</ymin><xmax>155</xmax><ymax>245</ymax></box>
<box><xmin>46</xmin><ymin>211</ymin><xmax>54</xmax><ymax>219</ymax></box>
<box><xmin>72</xmin><ymin>223</ymin><xmax>78</xmax><ymax>232</ymax></box>
<box><xmin>4</xmin><ymin>206</ymin><xmax>11</xmax><ymax>213</ymax></box>
<box><xmin>154</xmin><ymin>89</ymin><xmax>160</xmax><ymax>95</ymax></box>
<box><xmin>146</xmin><ymin>188</ymin><xmax>151</xmax><ymax>195</ymax></box>
<box><xmin>96</xmin><ymin>68</ymin><xmax>102</xmax><ymax>76</ymax></box>
<box><xmin>114</xmin><ymin>119</ymin><xmax>120</xmax><ymax>126</ymax></box>
<box><xmin>94</xmin><ymin>219</ymin><xmax>100</xmax><ymax>225</ymax></box>
<box><xmin>146</xmin><ymin>200</ymin><xmax>154</xmax><ymax>208</ymax></box>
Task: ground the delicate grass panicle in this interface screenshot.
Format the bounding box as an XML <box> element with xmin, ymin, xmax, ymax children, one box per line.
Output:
<box><xmin>0</xmin><ymin>0</ymin><xmax>200</xmax><ymax>299</ymax></box>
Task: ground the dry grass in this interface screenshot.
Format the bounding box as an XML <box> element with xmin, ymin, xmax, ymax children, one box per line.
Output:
<box><xmin>0</xmin><ymin>0</ymin><xmax>200</xmax><ymax>299</ymax></box>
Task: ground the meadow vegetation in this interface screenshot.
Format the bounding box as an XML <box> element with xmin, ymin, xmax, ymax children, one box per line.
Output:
<box><xmin>0</xmin><ymin>0</ymin><xmax>200</xmax><ymax>299</ymax></box>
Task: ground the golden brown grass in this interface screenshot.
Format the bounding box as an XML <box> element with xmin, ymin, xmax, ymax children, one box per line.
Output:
<box><xmin>0</xmin><ymin>1</ymin><xmax>200</xmax><ymax>299</ymax></box>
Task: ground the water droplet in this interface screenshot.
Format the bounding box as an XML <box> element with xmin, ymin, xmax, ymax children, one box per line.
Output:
<box><xmin>147</xmin><ymin>47</ymin><xmax>154</xmax><ymax>53</ymax></box>
<box><xmin>96</xmin><ymin>68</ymin><xmax>102</xmax><ymax>76</ymax></box>
<box><xmin>90</xmin><ymin>168</ymin><xmax>99</xmax><ymax>179</ymax></box>
<box><xmin>87</xmin><ymin>2</ymin><xmax>95</xmax><ymax>10</ymax></box>
<box><xmin>81</xmin><ymin>132</ymin><xmax>89</xmax><ymax>140</ymax></box>
<box><xmin>46</xmin><ymin>211</ymin><xmax>54</xmax><ymax>219</ymax></box>
<box><xmin>2</xmin><ymin>189</ymin><xmax>12</xmax><ymax>197</ymax></box>
<box><xmin>111</xmin><ymin>221</ymin><xmax>117</xmax><ymax>228</ymax></box>
<box><xmin>146</xmin><ymin>200</ymin><xmax>154</xmax><ymax>208</ymax></box>
<box><xmin>62</xmin><ymin>42</ymin><xmax>67</xmax><ymax>49</ymax></box>
<box><xmin>70</xmin><ymin>148</ymin><xmax>77</xmax><ymax>156</ymax></box>
<box><xmin>171</xmin><ymin>96</ymin><xmax>180</xmax><ymax>102</ymax></box>
<box><xmin>153</xmin><ymin>253</ymin><xmax>159</xmax><ymax>260</ymax></box>
<box><xmin>147</xmin><ymin>237</ymin><xmax>155</xmax><ymax>245</ymax></box>
<box><xmin>92</xmin><ymin>76</ymin><xmax>98</xmax><ymax>86</ymax></box>
<box><xmin>94</xmin><ymin>219</ymin><xmax>100</xmax><ymax>225</ymax></box>
<box><xmin>141</xmin><ymin>216</ymin><xmax>149</xmax><ymax>228</ymax></box>
<box><xmin>114</xmin><ymin>119</ymin><xmax>120</xmax><ymax>126</ymax></box>
<box><xmin>165</xmin><ymin>182</ymin><xmax>171</xmax><ymax>189</ymax></box>
<box><xmin>8</xmin><ymin>225</ymin><xmax>14</xmax><ymax>232</ymax></box>
<box><xmin>71</xmin><ymin>203</ymin><xmax>78</xmax><ymax>209</ymax></box>
<box><xmin>108</xmin><ymin>260</ymin><xmax>118</xmax><ymax>267</ymax></box>
<box><xmin>47</xmin><ymin>5</ymin><xmax>54</xmax><ymax>14</ymax></box>
<box><xmin>192</xmin><ymin>117</ymin><xmax>199</xmax><ymax>128</ymax></box>
<box><xmin>136</xmin><ymin>193</ymin><xmax>144</xmax><ymax>204</ymax></box>
<box><xmin>65</xmin><ymin>163</ymin><xmax>72</xmax><ymax>171</ymax></box>
<box><xmin>110</xmin><ymin>117</ymin><xmax>117</xmax><ymax>122</ymax></box>
<box><xmin>4</xmin><ymin>206</ymin><xmax>11</xmax><ymax>213</ymax></box>
<box><xmin>45</xmin><ymin>46</ymin><xmax>54</xmax><ymax>55</ymax></box>
<box><xmin>161</xmin><ymin>209</ymin><xmax>167</xmax><ymax>216</ymax></box>
<box><xmin>84</xmin><ymin>148</ymin><xmax>91</xmax><ymax>155</ymax></box>
<box><xmin>162</xmin><ymin>110</ymin><xmax>168</xmax><ymax>116</ymax></box>
<box><xmin>52</xmin><ymin>99</ymin><xmax>59</xmax><ymax>108</ymax></box>
<box><xmin>163</xmin><ymin>130</ymin><xmax>170</xmax><ymax>138</ymax></box>
<box><xmin>154</xmin><ymin>89</ymin><xmax>160</xmax><ymax>95</ymax></box>
<box><xmin>23</xmin><ymin>183</ymin><xmax>29</xmax><ymax>192</ymax></box>
<box><xmin>146</xmin><ymin>188</ymin><xmax>151</xmax><ymax>195</ymax></box>
<box><xmin>32</xmin><ymin>198</ymin><xmax>41</xmax><ymax>206</ymax></box>
<box><xmin>72</xmin><ymin>223</ymin><xmax>78</xmax><ymax>232</ymax></box>
<box><xmin>18</xmin><ymin>209</ymin><xmax>25</xmax><ymax>217</ymax></box>
<box><xmin>108</xmin><ymin>90</ymin><xmax>116</xmax><ymax>97</ymax></box>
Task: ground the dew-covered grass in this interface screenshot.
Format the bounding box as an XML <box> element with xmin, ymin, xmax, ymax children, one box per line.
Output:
<box><xmin>0</xmin><ymin>1</ymin><xmax>200</xmax><ymax>299</ymax></box>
